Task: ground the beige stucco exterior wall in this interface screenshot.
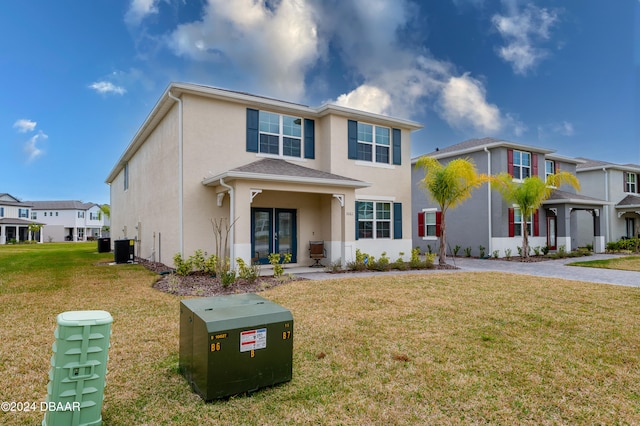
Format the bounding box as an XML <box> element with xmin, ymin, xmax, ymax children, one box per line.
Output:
<box><xmin>109</xmin><ymin>104</ymin><xmax>180</xmax><ymax>264</ymax></box>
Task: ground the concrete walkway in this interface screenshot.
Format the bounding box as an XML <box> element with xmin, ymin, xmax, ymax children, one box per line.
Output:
<box><xmin>293</xmin><ymin>254</ymin><xmax>640</xmax><ymax>287</ymax></box>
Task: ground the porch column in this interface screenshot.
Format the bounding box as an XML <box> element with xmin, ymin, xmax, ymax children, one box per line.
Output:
<box><xmin>0</xmin><ymin>225</ymin><xmax>4</xmax><ymax>244</ymax></box>
<box><xmin>592</xmin><ymin>209</ymin><xmax>605</xmax><ymax>253</ymax></box>
<box><xmin>556</xmin><ymin>205</ymin><xmax>572</xmax><ymax>252</ymax></box>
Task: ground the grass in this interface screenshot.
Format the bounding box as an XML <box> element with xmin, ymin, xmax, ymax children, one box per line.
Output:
<box><xmin>1</xmin><ymin>243</ymin><xmax>640</xmax><ymax>425</ymax></box>
<box><xmin>567</xmin><ymin>255</ymin><xmax>640</xmax><ymax>272</ymax></box>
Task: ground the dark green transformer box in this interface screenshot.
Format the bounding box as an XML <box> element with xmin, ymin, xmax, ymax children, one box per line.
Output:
<box><xmin>180</xmin><ymin>294</ymin><xmax>293</xmax><ymax>400</ymax></box>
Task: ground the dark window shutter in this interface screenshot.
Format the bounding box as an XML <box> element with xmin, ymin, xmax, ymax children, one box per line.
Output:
<box><xmin>417</xmin><ymin>212</ymin><xmax>425</xmax><ymax>237</ymax></box>
<box><xmin>348</xmin><ymin>120</ymin><xmax>358</xmax><ymax>160</ymax></box>
<box><xmin>508</xmin><ymin>208</ymin><xmax>515</xmax><ymax>237</ymax></box>
<box><xmin>355</xmin><ymin>201</ymin><xmax>360</xmax><ymax>240</ymax></box>
<box><xmin>507</xmin><ymin>149</ymin><xmax>514</xmax><ymax>177</ymax></box>
<box><xmin>304</xmin><ymin>118</ymin><xmax>315</xmax><ymax>159</ymax></box>
<box><xmin>246</xmin><ymin>108</ymin><xmax>259</xmax><ymax>153</ymax></box>
<box><xmin>392</xmin><ymin>128</ymin><xmax>401</xmax><ymax>165</ymax></box>
<box><xmin>533</xmin><ymin>210</ymin><xmax>539</xmax><ymax>236</ymax></box>
<box><xmin>393</xmin><ymin>203</ymin><xmax>402</xmax><ymax>239</ymax></box>
<box><xmin>532</xmin><ymin>153</ymin><xmax>538</xmax><ymax>177</ymax></box>
<box><xmin>435</xmin><ymin>211</ymin><xmax>442</xmax><ymax>237</ymax></box>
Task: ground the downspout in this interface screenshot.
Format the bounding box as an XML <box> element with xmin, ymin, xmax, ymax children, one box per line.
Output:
<box><xmin>219</xmin><ymin>178</ymin><xmax>235</xmax><ymax>270</ymax></box>
<box><xmin>484</xmin><ymin>147</ymin><xmax>492</xmax><ymax>255</ymax></box>
<box><xmin>167</xmin><ymin>90</ymin><xmax>184</xmax><ymax>256</ymax></box>
<box><xmin>603</xmin><ymin>168</ymin><xmax>609</xmax><ymax>242</ymax></box>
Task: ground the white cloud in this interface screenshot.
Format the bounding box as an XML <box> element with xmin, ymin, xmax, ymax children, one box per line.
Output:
<box><xmin>538</xmin><ymin>120</ymin><xmax>575</xmax><ymax>139</ymax></box>
<box><xmin>125</xmin><ymin>0</ymin><xmax>160</xmax><ymax>26</ymax></box>
<box><xmin>24</xmin><ymin>131</ymin><xmax>47</xmax><ymax>162</ymax></box>
<box><xmin>167</xmin><ymin>0</ymin><xmax>321</xmax><ymax>101</ymax></box>
<box><xmin>492</xmin><ymin>4</ymin><xmax>559</xmax><ymax>75</ymax></box>
<box><xmin>438</xmin><ymin>73</ymin><xmax>502</xmax><ymax>134</ymax></box>
<box><xmin>89</xmin><ymin>81</ymin><xmax>127</xmax><ymax>95</ymax></box>
<box><xmin>13</xmin><ymin>119</ymin><xmax>37</xmax><ymax>133</ymax></box>
<box><xmin>556</xmin><ymin>121</ymin><xmax>574</xmax><ymax>136</ymax></box>
<box><xmin>335</xmin><ymin>85</ymin><xmax>393</xmax><ymax>115</ymax></box>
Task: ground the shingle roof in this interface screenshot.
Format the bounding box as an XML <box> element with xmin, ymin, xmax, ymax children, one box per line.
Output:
<box><xmin>230</xmin><ymin>158</ymin><xmax>364</xmax><ymax>183</ymax></box>
<box><xmin>414</xmin><ymin>137</ymin><xmax>555</xmax><ymax>161</ymax></box>
<box><xmin>544</xmin><ymin>189</ymin><xmax>607</xmax><ymax>204</ymax></box>
<box><xmin>576</xmin><ymin>158</ymin><xmax>640</xmax><ymax>172</ymax></box>
<box><xmin>0</xmin><ymin>218</ymin><xmax>41</xmax><ymax>225</ymax></box>
<box><xmin>28</xmin><ymin>200</ymin><xmax>97</xmax><ymax>210</ymax></box>
<box><xmin>425</xmin><ymin>137</ymin><xmax>504</xmax><ymax>156</ymax></box>
<box><xmin>616</xmin><ymin>194</ymin><xmax>640</xmax><ymax>207</ymax></box>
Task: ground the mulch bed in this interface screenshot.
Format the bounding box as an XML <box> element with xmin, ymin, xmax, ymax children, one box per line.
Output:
<box><xmin>137</xmin><ymin>258</ymin><xmax>304</xmax><ymax>297</ymax></box>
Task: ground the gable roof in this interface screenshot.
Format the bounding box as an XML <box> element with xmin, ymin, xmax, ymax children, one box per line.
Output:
<box><xmin>412</xmin><ymin>137</ymin><xmax>555</xmax><ymax>162</ymax></box>
<box><xmin>29</xmin><ymin>200</ymin><xmax>98</xmax><ymax>210</ymax></box>
<box><xmin>202</xmin><ymin>158</ymin><xmax>370</xmax><ymax>188</ymax></box>
<box><xmin>616</xmin><ymin>194</ymin><xmax>640</xmax><ymax>208</ymax></box>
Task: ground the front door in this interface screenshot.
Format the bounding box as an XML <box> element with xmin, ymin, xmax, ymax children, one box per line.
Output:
<box><xmin>251</xmin><ymin>208</ymin><xmax>297</xmax><ymax>264</ymax></box>
<box><xmin>547</xmin><ymin>216</ymin><xmax>557</xmax><ymax>250</ymax></box>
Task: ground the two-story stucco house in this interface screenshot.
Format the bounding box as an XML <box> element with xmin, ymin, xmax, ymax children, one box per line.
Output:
<box><xmin>575</xmin><ymin>158</ymin><xmax>640</xmax><ymax>245</ymax></box>
<box><xmin>29</xmin><ymin>201</ymin><xmax>108</xmax><ymax>242</ymax></box>
<box><xmin>105</xmin><ymin>83</ymin><xmax>422</xmax><ymax>267</ymax></box>
<box><xmin>0</xmin><ymin>193</ymin><xmax>43</xmax><ymax>244</ymax></box>
<box><xmin>412</xmin><ymin>138</ymin><xmax>608</xmax><ymax>258</ymax></box>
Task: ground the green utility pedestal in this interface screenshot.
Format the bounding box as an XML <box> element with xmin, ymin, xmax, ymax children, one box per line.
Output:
<box><xmin>43</xmin><ymin>310</ymin><xmax>113</xmax><ymax>426</ymax></box>
<box><xmin>180</xmin><ymin>294</ymin><xmax>293</xmax><ymax>400</ymax></box>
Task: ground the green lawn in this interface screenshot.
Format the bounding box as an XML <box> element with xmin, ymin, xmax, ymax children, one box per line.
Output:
<box><xmin>568</xmin><ymin>255</ymin><xmax>640</xmax><ymax>272</ymax></box>
<box><xmin>1</xmin><ymin>243</ymin><xmax>639</xmax><ymax>425</ymax></box>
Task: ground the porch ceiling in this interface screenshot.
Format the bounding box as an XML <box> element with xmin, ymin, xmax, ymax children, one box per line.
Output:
<box><xmin>202</xmin><ymin>158</ymin><xmax>371</xmax><ymax>189</ymax></box>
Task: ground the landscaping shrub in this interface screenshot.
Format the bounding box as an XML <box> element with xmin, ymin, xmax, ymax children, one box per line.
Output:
<box><xmin>236</xmin><ymin>257</ymin><xmax>260</xmax><ymax>283</ymax></box>
<box><xmin>173</xmin><ymin>253</ymin><xmax>193</xmax><ymax>276</ymax></box>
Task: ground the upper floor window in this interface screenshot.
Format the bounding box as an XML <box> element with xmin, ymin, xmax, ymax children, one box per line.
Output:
<box><xmin>0</xmin><ymin>207</ymin><xmax>4</xmax><ymax>217</ymax></box>
<box><xmin>78</xmin><ymin>211</ymin><xmax>85</xmax><ymax>219</ymax></box>
<box><xmin>625</xmin><ymin>172</ymin><xmax>637</xmax><ymax>193</ymax></box>
<box><xmin>259</xmin><ymin>111</ymin><xmax>302</xmax><ymax>158</ymax></box>
<box><xmin>44</xmin><ymin>212</ymin><xmax>47</xmax><ymax>217</ymax></box>
<box><xmin>545</xmin><ymin>160</ymin><xmax>555</xmax><ymax>181</ymax></box>
<box><xmin>124</xmin><ymin>162</ymin><xmax>129</xmax><ymax>191</ymax></box>
<box><xmin>356</xmin><ymin>123</ymin><xmax>390</xmax><ymax>164</ymax></box>
<box><xmin>18</xmin><ymin>208</ymin><xmax>29</xmax><ymax>218</ymax></box>
<box><xmin>90</xmin><ymin>212</ymin><xmax>101</xmax><ymax>221</ymax></box>
<box><xmin>512</xmin><ymin>150</ymin><xmax>531</xmax><ymax>180</ymax></box>
<box><xmin>31</xmin><ymin>212</ymin><xmax>37</xmax><ymax>220</ymax></box>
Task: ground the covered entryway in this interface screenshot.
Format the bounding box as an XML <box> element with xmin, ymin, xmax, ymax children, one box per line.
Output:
<box><xmin>201</xmin><ymin>158</ymin><xmax>370</xmax><ymax>268</ymax></box>
<box><xmin>251</xmin><ymin>208</ymin><xmax>297</xmax><ymax>264</ymax></box>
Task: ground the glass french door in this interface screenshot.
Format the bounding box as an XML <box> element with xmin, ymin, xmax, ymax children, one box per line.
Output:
<box><xmin>547</xmin><ymin>216</ymin><xmax>557</xmax><ymax>250</ymax></box>
<box><xmin>251</xmin><ymin>208</ymin><xmax>297</xmax><ymax>264</ymax></box>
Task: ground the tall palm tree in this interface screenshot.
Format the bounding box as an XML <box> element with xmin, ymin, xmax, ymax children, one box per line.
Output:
<box><xmin>416</xmin><ymin>156</ymin><xmax>488</xmax><ymax>266</ymax></box>
<box><xmin>491</xmin><ymin>172</ymin><xmax>580</xmax><ymax>259</ymax></box>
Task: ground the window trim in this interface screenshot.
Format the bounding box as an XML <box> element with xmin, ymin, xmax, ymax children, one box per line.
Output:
<box><xmin>357</xmin><ymin>200</ymin><xmax>392</xmax><ymax>240</ymax></box>
<box><xmin>624</xmin><ymin>172</ymin><xmax>638</xmax><ymax>193</ymax></box>
<box><xmin>258</xmin><ymin>111</ymin><xmax>304</xmax><ymax>159</ymax></box>
<box><xmin>355</xmin><ymin>122</ymin><xmax>391</xmax><ymax>164</ymax></box>
<box><xmin>512</xmin><ymin>150</ymin><xmax>531</xmax><ymax>181</ymax></box>
<box><xmin>422</xmin><ymin>208</ymin><xmax>439</xmax><ymax>240</ymax></box>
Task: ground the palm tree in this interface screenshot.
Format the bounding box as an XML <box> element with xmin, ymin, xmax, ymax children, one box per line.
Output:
<box><xmin>415</xmin><ymin>156</ymin><xmax>488</xmax><ymax>266</ymax></box>
<box><xmin>491</xmin><ymin>172</ymin><xmax>580</xmax><ymax>259</ymax></box>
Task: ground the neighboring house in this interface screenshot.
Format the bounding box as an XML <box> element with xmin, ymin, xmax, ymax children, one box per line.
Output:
<box><xmin>412</xmin><ymin>138</ymin><xmax>608</xmax><ymax>257</ymax></box>
<box><xmin>575</xmin><ymin>158</ymin><xmax>640</xmax><ymax>244</ymax></box>
<box><xmin>29</xmin><ymin>201</ymin><xmax>108</xmax><ymax>242</ymax></box>
<box><xmin>0</xmin><ymin>193</ymin><xmax>43</xmax><ymax>244</ymax></box>
<box><xmin>105</xmin><ymin>83</ymin><xmax>422</xmax><ymax>267</ymax></box>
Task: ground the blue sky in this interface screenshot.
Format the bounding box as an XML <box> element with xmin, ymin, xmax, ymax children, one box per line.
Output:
<box><xmin>1</xmin><ymin>0</ymin><xmax>638</xmax><ymax>205</ymax></box>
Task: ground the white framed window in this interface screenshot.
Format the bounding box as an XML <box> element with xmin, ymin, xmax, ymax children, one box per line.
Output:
<box><xmin>357</xmin><ymin>201</ymin><xmax>391</xmax><ymax>239</ymax></box>
<box><xmin>357</xmin><ymin>123</ymin><xmax>390</xmax><ymax>164</ymax></box>
<box><xmin>425</xmin><ymin>209</ymin><xmax>438</xmax><ymax>238</ymax></box>
<box><xmin>625</xmin><ymin>172</ymin><xmax>637</xmax><ymax>193</ymax></box>
<box><xmin>18</xmin><ymin>208</ymin><xmax>29</xmax><ymax>218</ymax></box>
<box><xmin>514</xmin><ymin>207</ymin><xmax>532</xmax><ymax>237</ymax></box>
<box><xmin>259</xmin><ymin>111</ymin><xmax>302</xmax><ymax>158</ymax></box>
<box><xmin>545</xmin><ymin>160</ymin><xmax>555</xmax><ymax>181</ymax></box>
<box><xmin>124</xmin><ymin>162</ymin><xmax>129</xmax><ymax>191</ymax></box>
<box><xmin>77</xmin><ymin>211</ymin><xmax>85</xmax><ymax>219</ymax></box>
<box><xmin>31</xmin><ymin>212</ymin><xmax>37</xmax><ymax>220</ymax></box>
<box><xmin>513</xmin><ymin>150</ymin><xmax>531</xmax><ymax>180</ymax></box>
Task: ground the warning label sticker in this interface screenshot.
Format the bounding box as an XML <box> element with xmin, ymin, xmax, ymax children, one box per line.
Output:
<box><xmin>240</xmin><ymin>328</ymin><xmax>267</xmax><ymax>352</ymax></box>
